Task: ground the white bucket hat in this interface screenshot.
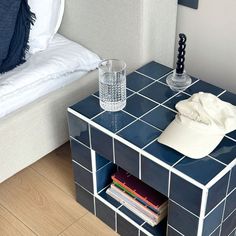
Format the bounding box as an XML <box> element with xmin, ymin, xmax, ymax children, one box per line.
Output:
<box><xmin>158</xmin><ymin>92</ymin><xmax>236</xmax><ymax>159</ymax></box>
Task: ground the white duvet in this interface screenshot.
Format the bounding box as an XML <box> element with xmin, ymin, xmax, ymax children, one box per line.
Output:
<box><xmin>0</xmin><ymin>34</ymin><xmax>101</xmax><ymax>102</ymax></box>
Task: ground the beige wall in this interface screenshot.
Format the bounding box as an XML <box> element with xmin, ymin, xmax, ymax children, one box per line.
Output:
<box><xmin>176</xmin><ymin>0</ymin><xmax>236</xmax><ymax>93</ymax></box>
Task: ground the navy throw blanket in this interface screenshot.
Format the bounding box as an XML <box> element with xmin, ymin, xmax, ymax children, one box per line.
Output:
<box><xmin>0</xmin><ymin>0</ymin><xmax>35</xmax><ymax>73</ymax></box>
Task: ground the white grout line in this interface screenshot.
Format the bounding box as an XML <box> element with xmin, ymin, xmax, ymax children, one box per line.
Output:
<box><xmin>223</xmin><ymin>207</ymin><xmax>236</xmax><ymax>223</ymax></box>
<box><xmin>209</xmin><ymin>225</ymin><xmax>220</xmax><ymax>236</ymax></box>
<box><xmin>70</xmin><ymin>136</ymin><xmax>90</xmax><ymax>149</ymax></box>
<box><xmin>72</xmin><ymin>160</ymin><xmax>92</xmax><ymax>173</ymax></box>
<box><xmin>75</xmin><ymin>182</ymin><xmax>94</xmax><ymax>195</ymax></box>
<box><xmin>88</xmin><ymin>124</ymin><xmax>92</xmax><ymax>149</ymax></box>
<box><xmin>91</xmin><ymin>150</ymin><xmax>97</xmax><ymax>194</ymax></box>
<box><xmin>197</xmin><ymin>187</ymin><xmax>208</xmax><ymax>236</ymax></box>
<box><xmin>91</xmin><ymin>110</ymin><xmax>106</xmax><ymax>120</ymax></box>
<box><xmin>167</xmin><ymin>170</ymin><xmax>172</xmax><ymax>198</ymax></box>
<box><xmin>227</xmin><ymin>226</ymin><xmax>236</xmax><ymax>236</ymax></box>
<box><xmin>225</xmin><ymin>135</ymin><xmax>236</xmax><ymax>143</ymax></box>
<box><xmin>219</xmin><ymin>169</ymin><xmax>231</xmax><ymax>236</ymax></box>
<box><xmin>96</xmin><ymin>160</ymin><xmax>112</xmax><ymax>173</ymax></box>
<box><xmin>134</xmin><ymin>70</ymin><xmax>173</xmax><ymax>82</ymax></box>
<box><xmin>139</xmin><ymin>153</ymin><xmax>142</xmax><ymax>179</ymax></box>
<box><xmin>68</xmin><ymin>108</ymin><xmax>208</xmax><ymax>190</ymax></box>
<box><xmin>170</xmin><ymin>167</ymin><xmax>205</xmax><ymax>189</ymax></box>
<box><xmin>208</xmin><ymin>155</ymin><xmax>227</xmax><ymax>166</ymax></box>
<box><xmin>168</xmin><ymin>224</ymin><xmax>184</xmax><ymax>236</ymax></box>
<box><xmin>217</xmin><ymin>90</ymin><xmax>227</xmax><ymax>97</ymax></box>
<box><xmin>170</xmin><ymin>199</ymin><xmax>199</xmax><ymax>218</ymax></box>
<box><xmin>206</xmin><ymin>159</ymin><xmax>236</xmax><ymax>189</ymax></box>
<box><xmin>112</xmin><ymin>138</ymin><xmax>116</xmax><ymax>163</ymax></box>
<box><xmin>115</xmin><ymin>212</ymin><xmax>118</xmax><ymax>232</ymax></box>
<box><xmin>160</xmin><ymin>103</ymin><xmax>178</xmax><ymax>113</ymax></box>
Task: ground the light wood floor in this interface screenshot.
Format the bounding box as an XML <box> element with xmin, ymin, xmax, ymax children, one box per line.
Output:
<box><xmin>0</xmin><ymin>143</ymin><xmax>118</xmax><ymax>236</ymax></box>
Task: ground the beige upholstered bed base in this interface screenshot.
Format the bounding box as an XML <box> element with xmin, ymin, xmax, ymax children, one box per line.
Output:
<box><xmin>0</xmin><ymin>0</ymin><xmax>177</xmax><ymax>183</ymax></box>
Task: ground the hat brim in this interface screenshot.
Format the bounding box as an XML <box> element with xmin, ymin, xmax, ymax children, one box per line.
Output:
<box><xmin>158</xmin><ymin>119</ymin><xmax>224</xmax><ymax>159</ymax></box>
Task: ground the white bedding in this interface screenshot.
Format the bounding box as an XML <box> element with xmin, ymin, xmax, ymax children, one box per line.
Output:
<box><xmin>0</xmin><ymin>34</ymin><xmax>100</xmax><ymax>118</ymax></box>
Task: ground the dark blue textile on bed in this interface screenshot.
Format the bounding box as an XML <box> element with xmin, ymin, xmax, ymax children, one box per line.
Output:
<box><xmin>0</xmin><ymin>0</ymin><xmax>35</xmax><ymax>73</ymax></box>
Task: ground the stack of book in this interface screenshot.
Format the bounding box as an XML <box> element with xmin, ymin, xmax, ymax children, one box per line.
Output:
<box><xmin>106</xmin><ymin>169</ymin><xmax>168</xmax><ymax>227</ymax></box>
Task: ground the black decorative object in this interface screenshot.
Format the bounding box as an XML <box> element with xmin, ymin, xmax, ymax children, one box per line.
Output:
<box><xmin>176</xmin><ymin>34</ymin><xmax>186</xmax><ymax>74</ymax></box>
<box><xmin>166</xmin><ymin>33</ymin><xmax>192</xmax><ymax>91</ymax></box>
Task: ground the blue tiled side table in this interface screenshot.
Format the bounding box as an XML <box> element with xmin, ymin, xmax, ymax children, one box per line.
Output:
<box><xmin>67</xmin><ymin>61</ymin><xmax>236</xmax><ymax>236</ymax></box>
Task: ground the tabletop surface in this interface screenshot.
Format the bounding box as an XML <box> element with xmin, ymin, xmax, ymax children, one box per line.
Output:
<box><xmin>69</xmin><ymin>61</ymin><xmax>236</xmax><ymax>187</ymax></box>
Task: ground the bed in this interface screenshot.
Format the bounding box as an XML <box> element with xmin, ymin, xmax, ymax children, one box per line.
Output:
<box><xmin>0</xmin><ymin>0</ymin><xmax>177</xmax><ymax>183</ymax></box>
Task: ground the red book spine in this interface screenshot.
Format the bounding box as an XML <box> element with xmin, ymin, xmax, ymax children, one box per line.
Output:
<box><xmin>112</xmin><ymin>176</ymin><xmax>160</xmax><ymax>210</ymax></box>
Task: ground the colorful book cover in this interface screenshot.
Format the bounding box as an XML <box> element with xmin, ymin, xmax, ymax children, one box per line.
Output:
<box><xmin>107</xmin><ymin>185</ymin><xmax>167</xmax><ymax>226</ymax></box>
<box><xmin>111</xmin><ymin>169</ymin><xmax>167</xmax><ymax>210</ymax></box>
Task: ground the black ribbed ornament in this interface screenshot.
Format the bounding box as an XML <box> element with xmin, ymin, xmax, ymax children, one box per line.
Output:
<box><xmin>176</xmin><ymin>34</ymin><xmax>187</xmax><ymax>74</ymax></box>
<box><xmin>166</xmin><ymin>33</ymin><xmax>192</xmax><ymax>91</ymax></box>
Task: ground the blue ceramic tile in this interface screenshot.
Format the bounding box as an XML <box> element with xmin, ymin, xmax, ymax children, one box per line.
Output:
<box><xmin>75</xmin><ymin>184</ymin><xmax>94</xmax><ymax>213</ymax></box>
<box><xmin>117</xmin><ymin>214</ymin><xmax>139</xmax><ymax>236</ymax></box>
<box><xmin>202</xmin><ymin>201</ymin><xmax>224</xmax><ymax>236</ymax></box>
<box><xmin>206</xmin><ymin>172</ymin><xmax>230</xmax><ymax>214</ymax></box>
<box><xmin>168</xmin><ymin>201</ymin><xmax>199</xmax><ymax>236</ymax></box>
<box><xmin>99</xmin><ymin>188</ymin><xmax>121</xmax><ymax>208</ymax></box>
<box><xmin>96</xmin><ymin>198</ymin><xmax>116</xmax><ymax>230</ymax></box>
<box><xmin>179</xmin><ymin>0</ymin><xmax>199</xmax><ymax>9</ymax></box>
<box><xmin>93</xmin><ymin>91</ymin><xmax>99</xmax><ymax>97</ymax></box>
<box><xmin>73</xmin><ymin>162</ymin><xmax>94</xmax><ymax>193</ymax></box>
<box><xmin>118</xmin><ymin>120</ymin><xmax>161</xmax><ymax>148</ymax></box>
<box><xmin>210</xmin><ymin>226</ymin><xmax>220</xmax><ymax>236</ymax></box>
<box><xmin>174</xmin><ymin>156</ymin><xmax>225</xmax><ymax>185</ymax></box>
<box><xmin>141</xmin><ymin>156</ymin><xmax>169</xmax><ymax>196</ymax></box>
<box><xmin>140</xmin><ymin>82</ymin><xmax>177</xmax><ymax>104</ymax></box>
<box><xmin>96</xmin><ymin>162</ymin><xmax>117</xmax><ymax>192</ymax></box>
<box><xmin>170</xmin><ymin>173</ymin><xmax>202</xmax><ymax>216</ymax></box>
<box><xmin>119</xmin><ymin>206</ymin><xmax>144</xmax><ymax>225</ymax></box>
<box><xmin>68</xmin><ymin>113</ymin><xmax>90</xmax><ymax>147</ymax></box>
<box><xmin>162</xmin><ymin>93</ymin><xmax>190</xmax><ymax>111</ymax></box>
<box><xmin>224</xmin><ymin>189</ymin><xmax>236</xmax><ymax>220</ymax></box>
<box><xmin>144</xmin><ymin>141</ymin><xmax>184</xmax><ymax>166</ymax></box>
<box><xmin>185</xmin><ymin>80</ymin><xmax>224</xmax><ymax>96</ymax></box>
<box><xmin>227</xmin><ymin>130</ymin><xmax>236</xmax><ymax>141</ymax></box>
<box><xmin>228</xmin><ymin>166</ymin><xmax>236</xmax><ymax>193</ymax></box>
<box><xmin>140</xmin><ymin>232</ymin><xmax>148</xmax><ymax>236</ymax></box>
<box><xmin>219</xmin><ymin>91</ymin><xmax>236</xmax><ymax>106</ymax></box>
<box><xmin>93</xmin><ymin>111</ymin><xmax>135</xmax><ymax>133</ymax></box>
<box><xmin>160</xmin><ymin>74</ymin><xmax>198</xmax><ymax>85</ymax></box>
<box><xmin>127</xmin><ymin>88</ymin><xmax>135</xmax><ymax>97</ymax></box>
<box><xmin>141</xmin><ymin>218</ymin><xmax>167</xmax><ymax>236</ymax></box>
<box><xmin>96</xmin><ymin>153</ymin><xmax>110</xmax><ymax>170</ymax></box>
<box><xmin>70</xmin><ymin>95</ymin><xmax>102</xmax><ymax>119</ymax></box>
<box><xmin>91</xmin><ymin>126</ymin><xmax>113</xmax><ymax>161</ymax></box>
<box><xmin>141</xmin><ymin>106</ymin><xmax>176</xmax><ymax>130</ymax></box>
<box><xmin>124</xmin><ymin>94</ymin><xmax>157</xmax><ymax>117</ymax></box>
<box><xmin>167</xmin><ymin>226</ymin><xmax>182</xmax><ymax>236</ymax></box>
<box><xmin>137</xmin><ymin>61</ymin><xmax>172</xmax><ymax>80</ymax></box>
<box><xmin>221</xmin><ymin>209</ymin><xmax>236</xmax><ymax>236</ymax></box>
<box><xmin>114</xmin><ymin>140</ymin><xmax>139</xmax><ymax>178</ymax></box>
<box><xmin>228</xmin><ymin>229</ymin><xmax>236</xmax><ymax>236</ymax></box>
<box><xmin>70</xmin><ymin>139</ymin><xmax>92</xmax><ymax>171</ymax></box>
<box><xmin>127</xmin><ymin>72</ymin><xmax>153</xmax><ymax>91</ymax></box>
<box><xmin>210</xmin><ymin>137</ymin><xmax>236</xmax><ymax>165</ymax></box>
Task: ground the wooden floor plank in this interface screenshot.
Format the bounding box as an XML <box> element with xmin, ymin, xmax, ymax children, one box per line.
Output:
<box><xmin>0</xmin><ymin>168</ymin><xmax>87</xmax><ymax>236</ymax></box>
<box><xmin>31</xmin><ymin>143</ymin><xmax>75</xmax><ymax>197</ymax></box>
<box><xmin>0</xmin><ymin>204</ymin><xmax>36</xmax><ymax>236</ymax></box>
<box><xmin>76</xmin><ymin>213</ymin><xmax>118</xmax><ymax>236</ymax></box>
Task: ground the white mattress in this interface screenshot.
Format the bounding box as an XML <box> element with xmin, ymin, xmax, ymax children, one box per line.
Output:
<box><xmin>0</xmin><ymin>70</ymin><xmax>87</xmax><ymax>118</ymax></box>
<box><xmin>0</xmin><ymin>34</ymin><xmax>100</xmax><ymax>118</ymax></box>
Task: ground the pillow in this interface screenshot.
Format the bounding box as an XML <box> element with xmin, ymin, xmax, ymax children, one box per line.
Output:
<box><xmin>0</xmin><ymin>0</ymin><xmax>35</xmax><ymax>73</ymax></box>
<box><xmin>28</xmin><ymin>0</ymin><xmax>64</xmax><ymax>54</ymax></box>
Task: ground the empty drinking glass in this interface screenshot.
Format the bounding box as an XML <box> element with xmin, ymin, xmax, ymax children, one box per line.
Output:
<box><xmin>98</xmin><ymin>59</ymin><xmax>126</xmax><ymax>112</ymax></box>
